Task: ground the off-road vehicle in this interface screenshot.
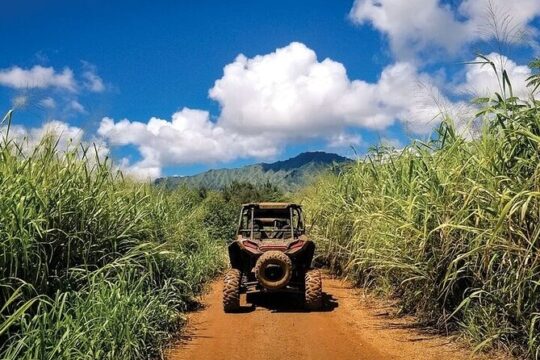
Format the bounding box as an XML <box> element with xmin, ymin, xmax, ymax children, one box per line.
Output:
<box><xmin>223</xmin><ymin>202</ymin><xmax>322</xmax><ymax>312</ymax></box>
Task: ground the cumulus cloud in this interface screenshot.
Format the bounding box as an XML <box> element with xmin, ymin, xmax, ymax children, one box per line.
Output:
<box><xmin>210</xmin><ymin>42</ymin><xmax>439</xmax><ymax>135</ymax></box>
<box><xmin>454</xmin><ymin>52</ymin><xmax>534</xmax><ymax>99</ymax></box>
<box><xmin>210</xmin><ymin>42</ymin><xmax>358</xmax><ymax>135</ymax></box>
<box><xmin>0</xmin><ymin>65</ymin><xmax>77</xmax><ymax>91</ymax></box>
<box><xmin>460</xmin><ymin>0</ymin><xmax>540</xmax><ymax>43</ymax></box>
<box><xmin>350</xmin><ymin>0</ymin><xmax>540</xmax><ymax>59</ymax></box>
<box><xmin>100</xmin><ymin>43</ymin><xmax>455</xmax><ymax>179</ymax></box>
<box><xmin>350</xmin><ymin>0</ymin><xmax>469</xmax><ymax>59</ymax></box>
<box><xmin>98</xmin><ymin>108</ymin><xmax>279</xmax><ymax>179</ymax></box>
<box><xmin>99</xmin><ymin>43</ymin><xmax>533</xmax><ymax>178</ymax></box>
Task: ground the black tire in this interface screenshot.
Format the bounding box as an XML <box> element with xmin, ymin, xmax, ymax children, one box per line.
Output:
<box><xmin>223</xmin><ymin>269</ymin><xmax>241</xmax><ymax>313</ymax></box>
<box><xmin>305</xmin><ymin>269</ymin><xmax>322</xmax><ymax>310</ymax></box>
<box><xmin>254</xmin><ymin>251</ymin><xmax>292</xmax><ymax>290</ymax></box>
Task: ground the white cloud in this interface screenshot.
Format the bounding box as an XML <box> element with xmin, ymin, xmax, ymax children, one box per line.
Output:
<box><xmin>117</xmin><ymin>158</ymin><xmax>161</xmax><ymax>181</ymax></box>
<box><xmin>0</xmin><ymin>62</ymin><xmax>107</xmax><ymax>117</ymax></box>
<box><xmin>0</xmin><ymin>62</ymin><xmax>105</xmax><ymax>93</ymax></box>
<box><xmin>6</xmin><ymin>120</ymin><xmax>83</xmax><ymax>151</ymax></box>
<box><xmin>12</xmin><ymin>95</ymin><xmax>28</xmax><ymax>109</ymax></box>
<box><xmin>210</xmin><ymin>42</ymin><xmax>439</xmax><ymax>135</ymax></box>
<box><xmin>100</xmin><ymin>42</ymin><xmax>493</xmax><ymax>178</ymax></box>
<box><xmin>404</xmin><ymin>94</ymin><xmax>478</xmax><ymax>137</ymax></box>
<box><xmin>327</xmin><ymin>133</ymin><xmax>362</xmax><ymax>149</ymax></box>
<box><xmin>81</xmin><ymin>62</ymin><xmax>105</xmax><ymax>92</ymax></box>
<box><xmin>210</xmin><ymin>42</ymin><xmax>356</xmax><ymax>136</ymax></box>
<box><xmin>459</xmin><ymin>0</ymin><xmax>540</xmax><ymax>43</ymax></box>
<box><xmin>98</xmin><ymin>108</ymin><xmax>279</xmax><ymax>179</ymax></box>
<box><xmin>349</xmin><ymin>0</ymin><xmax>540</xmax><ymax>59</ymax></box>
<box><xmin>32</xmin><ymin>121</ymin><xmax>84</xmax><ymax>146</ymax></box>
<box><xmin>39</xmin><ymin>97</ymin><xmax>56</xmax><ymax>109</ymax></box>
<box><xmin>380</xmin><ymin>137</ymin><xmax>403</xmax><ymax>148</ymax></box>
<box><xmin>0</xmin><ymin>65</ymin><xmax>76</xmax><ymax>91</ymax></box>
<box><xmin>350</xmin><ymin>0</ymin><xmax>469</xmax><ymax>59</ymax></box>
<box><xmin>68</xmin><ymin>100</ymin><xmax>86</xmax><ymax>114</ymax></box>
<box><xmin>99</xmin><ymin>43</ymin><xmax>535</xmax><ymax>178</ymax></box>
<box><xmin>454</xmin><ymin>52</ymin><xmax>534</xmax><ymax>99</ymax></box>
<box><xmin>2</xmin><ymin>120</ymin><xmax>109</xmax><ymax>165</ymax></box>
<box><xmin>83</xmin><ymin>71</ymin><xmax>105</xmax><ymax>92</ymax></box>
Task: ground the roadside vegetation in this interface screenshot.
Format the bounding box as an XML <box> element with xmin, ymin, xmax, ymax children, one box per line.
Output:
<box><xmin>302</xmin><ymin>58</ymin><xmax>540</xmax><ymax>358</ymax></box>
<box><xmin>0</xmin><ymin>123</ymin><xmax>224</xmax><ymax>358</ymax></box>
<box><xmin>0</xmin><ymin>110</ymin><xmax>285</xmax><ymax>359</ymax></box>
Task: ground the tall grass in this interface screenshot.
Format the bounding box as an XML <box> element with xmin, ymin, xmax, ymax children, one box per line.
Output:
<box><xmin>303</xmin><ymin>60</ymin><xmax>540</xmax><ymax>357</ymax></box>
<box><xmin>0</xmin><ymin>111</ymin><xmax>225</xmax><ymax>359</ymax></box>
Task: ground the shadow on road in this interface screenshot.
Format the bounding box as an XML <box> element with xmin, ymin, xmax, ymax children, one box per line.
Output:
<box><xmin>237</xmin><ymin>291</ymin><xmax>339</xmax><ymax>313</ymax></box>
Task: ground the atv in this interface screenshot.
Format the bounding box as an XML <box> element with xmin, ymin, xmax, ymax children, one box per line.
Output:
<box><xmin>223</xmin><ymin>202</ymin><xmax>322</xmax><ymax>312</ymax></box>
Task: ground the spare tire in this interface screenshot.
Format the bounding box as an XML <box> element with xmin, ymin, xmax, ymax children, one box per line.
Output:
<box><xmin>254</xmin><ymin>251</ymin><xmax>292</xmax><ymax>290</ymax></box>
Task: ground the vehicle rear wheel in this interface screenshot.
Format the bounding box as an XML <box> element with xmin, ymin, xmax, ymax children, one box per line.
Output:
<box><xmin>305</xmin><ymin>269</ymin><xmax>322</xmax><ymax>310</ymax></box>
<box><xmin>223</xmin><ymin>269</ymin><xmax>241</xmax><ymax>313</ymax></box>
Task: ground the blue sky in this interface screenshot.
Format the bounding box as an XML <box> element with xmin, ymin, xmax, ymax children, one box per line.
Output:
<box><xmin>1</xmin><ymin>0</ymin><xmax>539</xmax><ymax>178</ymax></box>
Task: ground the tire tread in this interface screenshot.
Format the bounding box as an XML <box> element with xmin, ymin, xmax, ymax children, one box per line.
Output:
<box><xmin>305</xmin><ymin>269</ymin><xmax>323</xmax><ymax>310</ymax></box>
<box><xmin>223</xmin><ymin>268</ymin><xmax>241</xmax><ymax>312</ymax></box>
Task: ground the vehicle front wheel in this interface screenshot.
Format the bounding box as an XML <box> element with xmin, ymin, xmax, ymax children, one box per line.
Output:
<box><xmin>223</xmin><ymin>268</ymin><xmax>241</xmax><ymax>313</ymax></box>
<box><xmin>304</xmin><ymin>269</ymin><xmax>322</xmax><ymax>310</ymax></box>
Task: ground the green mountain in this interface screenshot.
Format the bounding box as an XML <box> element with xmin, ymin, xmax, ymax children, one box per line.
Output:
<box><xmin>155</xmin><ymin>151</ymin><xmax>351</xmax><ymax>191</ymax></box>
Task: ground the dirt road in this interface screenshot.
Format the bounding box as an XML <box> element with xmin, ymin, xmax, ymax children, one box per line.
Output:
<box><xmin>167</xmin><ymin>274</ymin><xmax>495</xmax><ymax>360</ymax></box>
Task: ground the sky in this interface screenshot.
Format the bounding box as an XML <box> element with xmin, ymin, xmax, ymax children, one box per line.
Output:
<box><xmin>1</xmin><ymin>0</ymin><xmax>539</xmax><ymax>179</ymax></box>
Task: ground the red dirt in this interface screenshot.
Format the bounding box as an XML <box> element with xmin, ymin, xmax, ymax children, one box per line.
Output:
<box><xmin>167</xmin><ymin>274</ymin><xmax>504</xmax><ymax>360</ymax></box>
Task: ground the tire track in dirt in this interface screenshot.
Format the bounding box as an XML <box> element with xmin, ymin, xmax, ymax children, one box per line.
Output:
<box><xmin>167</xmin><ymin>274</ymin><xmax>503</xmax><ymax>360</ymax></box>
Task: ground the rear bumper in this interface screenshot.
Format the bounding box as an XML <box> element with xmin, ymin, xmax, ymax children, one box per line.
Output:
<box><xmin>243</xmin><ymin>280</ymin><xmax>304</xmax><ymax>294</ymax></box>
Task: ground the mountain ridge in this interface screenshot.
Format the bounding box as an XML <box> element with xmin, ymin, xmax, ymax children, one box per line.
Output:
<box><xmin>155</xmin><ymin>151</ymin><xmax>351</xmax><ymax>190</ymax></box>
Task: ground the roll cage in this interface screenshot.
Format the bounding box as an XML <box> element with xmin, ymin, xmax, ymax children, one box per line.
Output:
<box><xmin>236</xmin><ymin>203</ymin><xmax>305</xmax><ymax>240</ymax></box>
